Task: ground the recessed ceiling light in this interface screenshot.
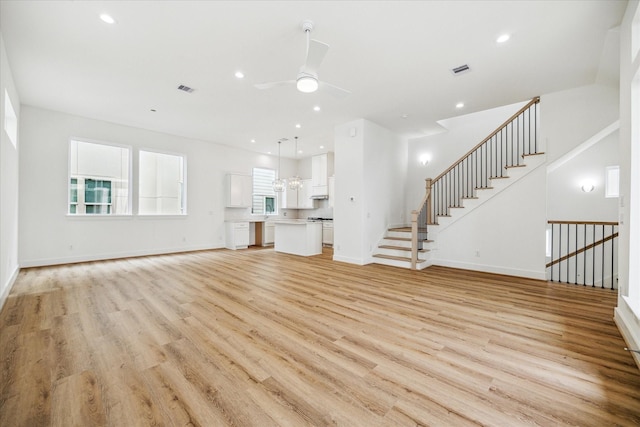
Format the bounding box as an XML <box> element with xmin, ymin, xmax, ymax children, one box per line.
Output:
<box><xmin>250</xmin><ymin>139</ymin><xmax>256</xmax><ymax>143</ymax></box>
<box><xmin>235</xmin><ymin>71</ymin><xmax>245</xmax><ymax>79</ymax></box>
<box><xmin>313</xmin><ymin>106</ymin><xmax>321</xmax><ymax>112</ymax></box>
<box><xmin>456</xmin><ymin>102</ymin><xmax>465</xmax><ymax>109</ymax></box>
<box><xmin>401</xmin><ymin>114</ymin><xmax>409</xmax><ymax>119</ymax></box>
<box><xmin>267</xmin><ymin>151</ymin><xmax>272</xmax><ymax>154</ymax></box>
<box><xmin>295</xmin><ymin>124</ymin><xmax>301</xmax><ymax>129</ymax></box>
<box><xmin>99</xmin><ymin>14</ymin><xmax>116</xmax><ymax>24</ymax></box>
<box><xmin>298</xmin><ymin>150</ymin><xmax>303</xmax><ymax>154</ymax></box>
<box><xmin>319</xmin><ymin>145</ymin><xmax>324</xmax><ymax>149</ymax></box>
<box><xmin>496</xmin><ymin>34</ymin><xmax>510</xmax><ymax>43</ymax></box>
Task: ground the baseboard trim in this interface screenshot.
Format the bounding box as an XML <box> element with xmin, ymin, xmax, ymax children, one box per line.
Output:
<box><xmin>614</xmin><ymin>302</ymin><xmax>640</xmax><ymax>371</ymax></box>
<box><xmin>20</xmin><ymin>244</ymin><xmax>223</xmax><ymax>268</ymax></box>
<box><xmin>0</xmin><ymin>265</ymin><xmax>20</xmax><ymax>312</ymax></box>
<box><xmin>332</xmin><ymin>255</ymin><xmax>369</xmax><ymax>266</ymax></box>
<box><xmin>433</xmin><ymin>259</ymin><xmax>547</xmax><ymax>280</ymax></box>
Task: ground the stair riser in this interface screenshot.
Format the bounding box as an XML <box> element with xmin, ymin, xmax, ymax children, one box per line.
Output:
<box><xmin>375</xmin><ymin>248</ymin><xmax>416</xmax><ymax>258</ymax></box>
<box><xmin>386</xmin><ymin>230</ymin><xmax>414</xmax><ymax>239</ymax></box>
<box><xmin>381</xmin><ymin>239</ymin><xmax>412</xmax><ymax>248</ymax></box>
<box><xmin>372</xmin><ymin>257</ymin><xmax>432</xmax><ymax>270</ymax></box>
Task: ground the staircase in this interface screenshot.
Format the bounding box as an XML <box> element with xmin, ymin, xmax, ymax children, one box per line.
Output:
<box><xmin>372</xmin><ymin>227</ymin><xmax>432</xmax><ymax>269</ymax></box>
<box><xmin>372</xmin><ymin>97</ymin><xmax>542</xmax><ymax>270</ymax></box>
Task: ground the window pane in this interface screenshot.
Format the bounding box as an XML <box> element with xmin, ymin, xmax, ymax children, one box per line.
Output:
<box><xmin>85</xmin><ymin>179</ymin><xmax>112</xmax><ymax>204</ymax></box>
<box><xmin>253</xmin><ymin>167</ymin><xmax>277</xmax><ymax>215</ymax></box>
<box><xmin>70</xmin><ymin>178</ymin><xmax>78</xmax><ymax>203</ymax></box>
<box><xmin>605</xmin><ymin>166</ymin><xmax>619</xmax><ymax>198</ymax></box>
<box><xmin>139</xmin><ymin>150</ymin><xmax>186</xmax><ymax>215</ymax></box>
<box><xmin>69</xmin><ymin>140</ymin><xmax>130</xmax><ymax>215</ymax></box>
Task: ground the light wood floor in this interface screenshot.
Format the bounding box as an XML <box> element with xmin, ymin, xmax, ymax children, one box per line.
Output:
<box><xmin>1</xmin><ymin>248</ymin><xmax>639</xmax><ymax>426</ymax></box>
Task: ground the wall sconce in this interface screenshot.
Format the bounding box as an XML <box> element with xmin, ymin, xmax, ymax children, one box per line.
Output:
<box><xmin>419</xmin><ymin>154</ymin><xmax>431</xmax><ymax>166</ymax></box>
<box><xmin>581</xmin><ymin>181</ymin><xmax>595</xmax><ymax>193</ymax></box>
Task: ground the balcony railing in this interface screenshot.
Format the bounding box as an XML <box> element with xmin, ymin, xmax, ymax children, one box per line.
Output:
<box><xmin>547</xmin><ymin>221</ymin><xmax>618</xmax><ymax>289</ymax></box>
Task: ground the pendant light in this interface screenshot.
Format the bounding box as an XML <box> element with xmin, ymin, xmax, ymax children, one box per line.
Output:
<box><xmin>288</xmin><ymin>136</ymin><xmax>303</xmax><ymax>190</ymax></box>
<box><xmin>272</xmin><ymin>140</ymin><xmax>285</xmax><ymax>192</ymax></box>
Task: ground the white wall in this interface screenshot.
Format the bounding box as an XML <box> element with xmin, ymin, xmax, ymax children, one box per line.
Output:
<box><xmin>615</xmin><ymin>0</ymin><xmax>640</xmax><ymax>368</ymax></box>
<box><xmin>434</xmin><ymin>166</ymin><xmax>547</xmax><ymax>279</ymax></box>
<box><xmin>0</xmin><ymin>32</ymin><xmax>20</xmax><ymax>308</ymax></box>
<box><xmin>541</xmin><ymin>84</ymin><xmax>619</xmax><ymax>163</ymax></box>
<box><xmin>362</xmin><ymin>120</ymin><xmax>407</xmax><ymax>259</ymax></box>
<box><xmin>547</xmin><ymin>131</ymin><xmax>619</xmax><ymax>221</ymax></box>
<box><xmin>18</xmin><ymin>106</ymin><xmax>294</xmax><ymax>266</ymax></box>
<box><xmin>333</xmin><ymin>119</ymin><xmax>407</xmax><ymax>265</ymax></box>
<box><xmin>334</xmin><ymin>120</ymin><xmax>365</xmax><ymax>264</ymax></box>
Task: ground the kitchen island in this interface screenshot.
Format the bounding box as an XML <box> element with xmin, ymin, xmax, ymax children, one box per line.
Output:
<box><xmin>274</xmin><ymin>220</ymin><xmax>322</xmax><ymax>256</ymax></box>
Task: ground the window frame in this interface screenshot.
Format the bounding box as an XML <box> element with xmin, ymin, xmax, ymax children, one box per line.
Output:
<box><xmin>67</xmin><ymin>138</ymin><xmax>132</xmax><ymax>216</ymax></box>
<box><xmin>605</xmin><ymin>165</ymin><xmax>620</xmax><ymax>198</ymax></box>
<box><xmin>137</xmin><ymin>148</ymin><xmax>187</xmax><ymax>216</ymax></box>
<box><xmin>252</xmin><ymin>167</ymin><xmax>278</xmax><ymax>216</ymax></box>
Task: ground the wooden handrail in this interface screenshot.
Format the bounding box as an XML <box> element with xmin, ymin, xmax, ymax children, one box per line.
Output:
<box><xmin>548</xmin><ymin>220</ymin><xmax>619</xmax><ymax>226</ymax></box>
<box><xmin>432</xmin><ymin>96</ymin><xmax>540</xmax><ymax>183</ymax></box>
<box><xmin>546</xmin><ymin>232</ymin><xmax>618</xmax><ymax>268</ymax></box>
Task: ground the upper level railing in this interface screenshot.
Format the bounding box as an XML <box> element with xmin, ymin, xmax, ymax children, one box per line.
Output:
<box><xmin>547</xmin><ymin>220</ymin><xmax>618</xmax><ymax>289</ymax></box>
<box><xmin>410</xmin><ymin>97</ymin><xmax>540</xmax><ymax>269</ymax></box>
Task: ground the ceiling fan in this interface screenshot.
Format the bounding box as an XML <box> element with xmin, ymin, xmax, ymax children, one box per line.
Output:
<box><xmin>255</xmin><ymin>20</ymin><xmax>351</xmax><ymax>98</ymax></box>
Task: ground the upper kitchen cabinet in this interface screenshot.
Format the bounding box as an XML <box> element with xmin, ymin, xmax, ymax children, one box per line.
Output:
<box><xmin>225</xmin><ymin>173</ymin><xmax>252</xmax><ymax>208</ymax></box>
<box><xmin>311</xmin><ymin>153</ymin><xmax>334</xmax><ymax>198</ymax></box>
<box><xmin>281</xmin><ymin>179</ymin><xmax>316</xmax><ymax>209</ymax></box>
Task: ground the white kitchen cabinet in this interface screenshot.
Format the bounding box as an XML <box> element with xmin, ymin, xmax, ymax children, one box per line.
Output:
<box><xmin>322</xmin><ymin>221</ymin><xmax>334</xmax><ymax>246</ymax></box>
<box><xmin>298</xmin><ymin>179</ymin><xmax>316</xmax><ymax>209</ymax></box>
<box><xmin>264</xmin><ymin>222</ymin><xmax>275</xmax><ymax>245</ymax></box>
<box><xmin>281</xmin><ymin>179</ymin><xmax>316</xmax><ymax>209</ymax></box>
<box><xmin>311</xmin><ymin>153</ymin><xmax>334</xmax><ymax>197</ymax></box>
<box><xmin>280</xmin><ymin>184</ymin><xmax>297</xmax><ymax>209</ymax></box>
<box><xmin>225</xmin><ymin>174</ymin><xmax>252</xmax><ymax>208</ymax></box>
<box><xmin>225</xmin><ymin>221</ymin><xmax>250</xmax><ymax>250</ymax></box>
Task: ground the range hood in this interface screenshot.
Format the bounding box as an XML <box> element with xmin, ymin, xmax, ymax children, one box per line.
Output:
<box><xmin>311</xmin><ymin>194</ymin><xmax>329</xmax><ymax>200</ymax></box>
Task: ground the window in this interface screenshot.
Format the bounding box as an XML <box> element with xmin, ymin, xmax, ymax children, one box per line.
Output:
<box><xmin>605</xmin><ymin>166</ymin><xmax>619</xmax><ymax>198</ymax></box>
<box><xmin>69</xmin><ymin>139</ymin><xmax>130</xmax><ymax>214</ymax></box>
<box><xmin>138</xmin><ymin>150</ymin><xmax>186</xmax><ymax>215</ymax></box>
<box><xmin>252</xmin><ymin>167</ymin><xmax>277</xmax><ymax>215</ymax></box>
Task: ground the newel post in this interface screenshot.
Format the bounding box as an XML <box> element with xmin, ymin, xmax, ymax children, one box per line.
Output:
<box><xmin>410</xmin><ymin>210</ymin><xmax>418</xmax><ymax>270</ymax></box>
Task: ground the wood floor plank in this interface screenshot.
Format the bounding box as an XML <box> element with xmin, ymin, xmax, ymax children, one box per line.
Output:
<box><xmin>1</xmin><ymin>248</ymin><xmax>639</xmax><ymax>426</ymax></box>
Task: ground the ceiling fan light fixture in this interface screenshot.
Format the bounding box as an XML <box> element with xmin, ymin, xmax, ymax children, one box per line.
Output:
<box><xmin>297</xmin><ymin>75</ymin><xmax>318</xmax><ymax>93</ymax></box>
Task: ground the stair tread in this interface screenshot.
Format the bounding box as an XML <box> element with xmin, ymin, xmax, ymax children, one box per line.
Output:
<box><xmin>489</xmin><ymin>176</ymin><xmax>510</xmax><ymax>179</ymax></box>
<box><xmin>505</xmin><ymin>164</ymin><xmax>527</xmax><ymax>169</ymax></box>
<box><xmin>378</xmin><ymin>245</ymin><xmax>430</xmax><ymax>252</ymax></box>
<box><xmin>373</xmin><ymin>254</ymin><xmax>426</xmax><ymax>263</ymax></box>
<box><xmin>475</xmin><ymin>187</ymin><xmax>494</xmax><ymax>190</ymax></box>
<box><xmin>462</xmin><ymin>197</ymin><xmax>479</xmax><ymax>200</ymax></box>
<box><xmin>523</xmin><ymin>152</ymin><xmax>545</xmax><ymax>157</ymax></box>
<box><xmin>384</xmin><ymin>236</ymin><xmax>433</xmax><ymax>243</ymax></box>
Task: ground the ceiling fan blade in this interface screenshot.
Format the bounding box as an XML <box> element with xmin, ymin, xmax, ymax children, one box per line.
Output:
<box><xmin>254</xmin><ymin>80</ymin><xmax>295</xmax><ymax>90</ymax></box>
<box><xmin>304</xmin><ymin>39</ymin><xmax>329</xmax><ymax>74</ymax></box>
<box><xmin>319</xmin><ymin>81</ymin><xmax>351</xmax><ymax>98</ymax></box>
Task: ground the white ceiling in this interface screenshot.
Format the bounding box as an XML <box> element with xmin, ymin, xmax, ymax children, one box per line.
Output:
<box><xmin>0</xmin><ymin>0</ymin><xmax>626</xmax><ymax>158</ymax></box>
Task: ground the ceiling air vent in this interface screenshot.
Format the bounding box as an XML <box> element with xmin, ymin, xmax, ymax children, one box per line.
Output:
<box><xmin>177</xmin><ymin>84</ymin><xmax>194</xmax><ymax>93</ymax></box>
<box><xmin>451</xmin><ymin>64</ymin><xmax>470</xmax><ymax>75</ymax></box>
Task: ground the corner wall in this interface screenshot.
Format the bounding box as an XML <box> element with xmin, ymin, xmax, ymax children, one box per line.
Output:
<box><xmin>333</xmin><ymin>119</ymin><xmax>407</xmax><ymax>265</ymax></box>
<box><xmin>0</xmin><ymin>32</ymin><xmax>20</xmax><ymax>309</ymax></box>
<box><xmin>615</xmin><ymin>0</ymin><xmax>640</xmax><ymax>368</ymax></box>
